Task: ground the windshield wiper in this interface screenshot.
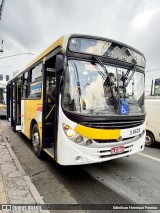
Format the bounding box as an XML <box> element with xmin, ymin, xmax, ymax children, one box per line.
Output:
<box><xmin>92</xmin><ymin>56</ymin><xmax>108</xmax><ymax>80</ymax></box>
<box><xmin>92</xmin><ymin>56</ymin><xmax>117</xmax><ymax>87</ymax></box>
<box><xmin>92</xmin><ymin>56</ymin><xmax>117</xmax><ymax>106</ymax></box>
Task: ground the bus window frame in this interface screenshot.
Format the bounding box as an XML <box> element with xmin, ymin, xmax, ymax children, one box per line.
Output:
<box><xmin>21</xmin><ymin>62</ymin><xmax>43</xmax><ymax>100</ymax></box>
<box><xmin>22</xmin><ymin>71</ymin><xmax>29</xmax><ymax>100</ymax></box>
<box><xmin>61</xmin><ymin>56</ymin><xmax>146</xmax><ymax>123</ymax></box>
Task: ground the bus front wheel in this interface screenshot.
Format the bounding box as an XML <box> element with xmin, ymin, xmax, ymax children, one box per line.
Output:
<box><xmin>32</xmin><ymin>124</ymin><xmax>42</xmax><ymax>157</ymax></box>
<box><xmin>145</xmin><ymin>131</ymin><xmax>155</xmax><ymax>147</ymax></box>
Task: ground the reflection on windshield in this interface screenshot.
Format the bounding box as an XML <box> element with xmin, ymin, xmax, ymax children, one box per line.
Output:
<box><xmin>62</xmin><ymin>60</ymin><xmax>145</xmax><ymax>116</ymax></box>
<box><xmin>69</xmin><ymin>38</ymin><xmax>146</xmax><ymax>67</ymax></box>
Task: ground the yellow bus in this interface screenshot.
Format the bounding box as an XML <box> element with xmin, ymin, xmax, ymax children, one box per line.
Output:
<box><xmin>7</xmin><ymin>34</ymin><xmax>146</xmax><ymax>165</ymax></box>
<box><xmin>0</xmin><ymin>81</ymin><xmax>7</xmax><ymax>117</ymax></box>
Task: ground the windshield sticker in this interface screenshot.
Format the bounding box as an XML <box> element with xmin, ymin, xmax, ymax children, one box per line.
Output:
<box><xmin>37</xmin><ymin>106</ymin><xmax>42</xmax><ymax>122</ymax></box>
<box><xmin>120</xmin><ymin>104</ymin><xmax>129</xmax><ymax>115</ymax></box>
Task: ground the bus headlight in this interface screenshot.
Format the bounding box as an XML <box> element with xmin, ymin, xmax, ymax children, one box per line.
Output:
<box><xmin>67</xmin><ymin>129</ymin><xmax>75</xmax><ymax>137</ymax></box>
<box><xmin>75</xmin><ymin>135</ymin><xmax>83</xmax><ymax>143</ymax></box>
<box><xmin>86</xmin><ymin>139</ymin><xmax>92</xmax><ymax>146</ymax></box>
<box><xmin>63</xmin><ymin>124</ymin><xmax>75</xmax><ymax>138</ymax></box>
<box><xmin>62</xmin><ymin>124</ymin><xmax>84</xmax><ymax>144</ymax></box>
<box><xmin>62</xmin><ymin>124</ymin><xmax>92</xmax><ymax>146</ymax></box>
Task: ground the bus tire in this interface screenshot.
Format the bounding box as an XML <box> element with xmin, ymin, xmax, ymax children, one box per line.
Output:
<box><xmin>31</xmin><ymin>124</ymin><xmax>43</xmax><ymax>157</ymax></box>
<box><xmin>145</xmin><ymin>131</ymin><xmax>155</xmax><ymax>147</ymax></box>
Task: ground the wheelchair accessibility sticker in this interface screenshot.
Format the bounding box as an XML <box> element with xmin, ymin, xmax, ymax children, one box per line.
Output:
<box><xmin>120</xmin><ymin>104</ymin><xmax>129</xmax><ymax>115</ymax></box>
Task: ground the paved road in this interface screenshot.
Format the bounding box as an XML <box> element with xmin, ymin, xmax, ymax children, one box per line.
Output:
<box><xmin>0</xmin><ymin>118</ymin><xmax>160</xmax><ymax>212</ymax></box>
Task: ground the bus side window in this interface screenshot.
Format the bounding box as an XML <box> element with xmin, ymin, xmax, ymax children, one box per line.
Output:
<box><xmin>28</xmin><ymin>63</ymin><xmax>42</xmax><ymax>99</ymax></box>
<box><xmin>46</xmin><ymin>68</ymin><xmax>56</xmax><ymax>103</ymax></box>
<box><xmin>22</xmin><ymin>72</ymin><xmax>29</xmax><ymax>99</ymax></box>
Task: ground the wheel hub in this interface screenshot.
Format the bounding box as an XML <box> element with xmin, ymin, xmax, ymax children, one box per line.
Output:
<box><xmin>33</xmin><ymin>132</ymin><xmax>39</xmax><ymax>151</ymax></box>
<box><xmin>145</xmin><ymin>135</ymin><xmax>151</xmax><ymax>144</ymax></box>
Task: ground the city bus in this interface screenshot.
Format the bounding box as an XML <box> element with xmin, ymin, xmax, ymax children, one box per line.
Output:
<box><xmin>7</xmin><ymin>34</ymin><xmax>146</xmax><ymax>165</ymax></box>
<box><xmin>0</xmin><ymin>81</ymin><xmax>7</xmax><ymax>117</ymax></box>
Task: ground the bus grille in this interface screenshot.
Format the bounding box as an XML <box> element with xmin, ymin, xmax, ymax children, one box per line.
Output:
<box><xmin>94</xmin><ymin>136</ymin><xmax>135</xmax><ymax>143</ymax></box>
<box><xmin>99</xmin><ymin>145</ymin><xmax>133</xmax><ymax>158</ymax></box>
<box><xmin>80</xmin><ymin>120</ymin><xmax>144</xmax><ymax>129</ymax></box>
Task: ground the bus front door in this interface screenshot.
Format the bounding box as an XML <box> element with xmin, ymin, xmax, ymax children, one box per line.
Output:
<box><xmin>42</xmin><ymin>66</ymin><xmax>57</xmax><ymax>158</ymax></box>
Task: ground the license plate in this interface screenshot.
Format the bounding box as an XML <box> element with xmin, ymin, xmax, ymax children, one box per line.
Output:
<box><xmin>111</xmin><ymin>146</ymin><xmax>124</xmax><ymax>154</ymax></box>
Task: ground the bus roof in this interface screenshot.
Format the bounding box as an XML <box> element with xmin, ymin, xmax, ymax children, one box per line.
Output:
<box><xmin>68</xmin><ymin>34</ymin><xmax>145</xmax><ymax>58</ymax></box>
<box><xmin>26</xmin><ymin>35</ymin><xmax>66</xmax><ymax>69</ymax></box>
<box><xmin>27</xmin><ymin>34</ymin><xmax>145</xmax><ymax>69</ymax></box>
<box><xmin>7</xmin><ymin>35</ymin><xmax>67</xmax><ymax>83</ymax></box>
<box><xmin>8</xmin><ymin>34</ymin><xmax>145</xmax><ymax>82</ymax></box>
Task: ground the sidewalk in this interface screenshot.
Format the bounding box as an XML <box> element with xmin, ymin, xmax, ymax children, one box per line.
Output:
<box><xmin>0</xmin><ymin>128</ymin><xmax>50</xmax><ymax>213</ymax></box>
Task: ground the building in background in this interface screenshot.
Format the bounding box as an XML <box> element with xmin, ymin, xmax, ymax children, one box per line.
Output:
<box><xmin>145</xmin><ymin>68</ymin><xmax>160</xmax><ymax>96</ymax></box>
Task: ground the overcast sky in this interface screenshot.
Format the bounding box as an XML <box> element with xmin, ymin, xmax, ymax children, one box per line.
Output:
<box><xmin>0</xmin><ymin>0</ymin><xmax>160</xmax><ymax>79</ymax></box>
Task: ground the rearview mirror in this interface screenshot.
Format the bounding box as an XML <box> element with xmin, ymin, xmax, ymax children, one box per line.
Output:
<box><xmin>55</xmin><ymin>55</ymin><xmax>64</xmax><ymax>76</ymax></box>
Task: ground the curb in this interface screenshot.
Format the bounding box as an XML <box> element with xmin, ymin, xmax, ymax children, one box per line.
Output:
<box><xmin>0</xmin><ymin>128</ymin><xmax>50</xmax><ymax>213</ymax></box>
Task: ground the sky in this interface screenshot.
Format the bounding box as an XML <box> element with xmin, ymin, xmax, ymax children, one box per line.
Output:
<box><xmin>0</xmin><ymin>0</ymin><xmax>160</xmax><ymax>82</ymax></box>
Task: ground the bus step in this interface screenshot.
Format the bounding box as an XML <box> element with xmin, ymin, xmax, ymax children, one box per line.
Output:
<box><xmin>43</xmin><ymin>147</ymin><xmax>54</xmax><ymax>159</ymax></box>
<box><xmin>44</xmin><ymin>137</ymin><xmax>55</xmax><ymax>147</ymax></box>
<box><xmin>46</xmin><ymin>122</ymin><xmax>54</xmax><ymax>126</ymax></box>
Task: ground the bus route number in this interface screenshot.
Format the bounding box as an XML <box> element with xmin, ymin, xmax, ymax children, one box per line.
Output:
<box><xmin>130</xmin><ymin>128</ymin><xmax>140</xmax><ymax>136</ymax></box>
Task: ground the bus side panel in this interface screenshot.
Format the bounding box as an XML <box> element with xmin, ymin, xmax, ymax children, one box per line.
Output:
<box><xmin>21</xmin><ymin>100</ymin><xmax>24</xmax><ymax>133</ymax></box>
<box><xmin>24</xmin><ymin>100</ymin><xmax>33</xmax><ymax>138</ymax></box>
<box><xmin>23</xmin><ymin>100</ymin><xmax>43</xmax><ymax>140</ymax></box>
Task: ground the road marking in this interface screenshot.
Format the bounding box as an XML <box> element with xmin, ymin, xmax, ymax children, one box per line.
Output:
<box><xmin>138</xmin><ymin>152</ymin><xmax>160</xmax><ymax>162</ymax></box>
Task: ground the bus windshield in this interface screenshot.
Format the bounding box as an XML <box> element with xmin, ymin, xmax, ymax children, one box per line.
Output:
<box><xmin>62</xmin><ymin>60</ymin><xmax>145</xmax><ymax>116</ymax></box>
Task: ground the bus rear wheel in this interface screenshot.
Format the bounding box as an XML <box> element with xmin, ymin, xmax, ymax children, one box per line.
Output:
<box><xmin>32</xmin><ymin>124</ymin><xmax>42</xmax><ymax>157</ymax></box>
<box><xmin>145</xmin><ymin>131</ymin><xmax>155</xmax><ymax>147</ymax></box>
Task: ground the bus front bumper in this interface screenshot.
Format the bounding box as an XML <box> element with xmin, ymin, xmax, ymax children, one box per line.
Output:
<box><xmin>57</xmin><ymin>132</ymin><xmax>146</xmax><ymax>165</ymax></box>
